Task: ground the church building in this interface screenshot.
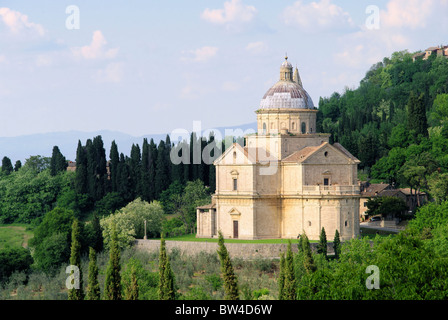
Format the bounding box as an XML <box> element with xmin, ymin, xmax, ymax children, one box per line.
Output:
<box><xmin>196</xmin><ymin>57</ymin><xmax>361</xmax><ymax>241</ymax></box>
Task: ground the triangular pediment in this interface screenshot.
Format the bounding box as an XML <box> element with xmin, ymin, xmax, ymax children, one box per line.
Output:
<box><xmin>300</xmin><ymin>143</ymin><xmax>359</xmax><ymax>165</ymax></box>
<box><xmin>213</xmin><ymin>143</ymin><xmax>255</xmax><ymax>166</ymax></box>
<box><xmin>228</xmin><ymin>208</ymin><xmax>241</xmax><ymax>216</ymax></box>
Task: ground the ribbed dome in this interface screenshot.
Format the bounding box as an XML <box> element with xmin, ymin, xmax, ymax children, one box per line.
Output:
<box><xmin>260</xmin><ymin>57</ymin><xmax>314</xmax><ymax>110</ymax></box>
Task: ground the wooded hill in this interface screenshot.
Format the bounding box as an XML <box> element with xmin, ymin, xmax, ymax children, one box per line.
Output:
<box><xmin>317</xmin><ymin>50</ymin><xmax>448</xmax><ymax>201</ymax></box>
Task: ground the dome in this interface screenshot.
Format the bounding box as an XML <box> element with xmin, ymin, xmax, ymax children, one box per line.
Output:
<box><xmin>260</xmin><ymin>57</ymin><xmax>314</xmax><ymax>110</ymax></box>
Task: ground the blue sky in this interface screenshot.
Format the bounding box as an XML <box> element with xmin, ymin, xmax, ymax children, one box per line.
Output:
<box><xmin>0</xmin><ymin>0</ymin><xmax>447</xmax><ymax>137</ymax></box>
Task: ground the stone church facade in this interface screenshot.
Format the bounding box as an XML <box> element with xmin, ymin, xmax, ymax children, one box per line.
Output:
<box><xmin>197</xmin><ymin>57</ymin><xmax>361</xmax><ymax>241</ymax></box>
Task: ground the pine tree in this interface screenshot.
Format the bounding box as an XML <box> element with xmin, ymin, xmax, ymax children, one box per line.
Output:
<box><xmin>317</xmin><ymin>227</ymin><xmax>328</xmax><ymax>259</ymax></box>
<box><xmin>86</xmin><ymin>247</ymin><xmax>101</xmax><ymax>300</ymax></box>
<box><xmin>278</xmin><ymin>253</ymin><xmax>286</xmax><ymax>300</ymax></box>
<box><xmin>1</xmin><ymin>156</ymin><xmax>13</xmax><ymax>175</ymax></box>
<box><xmin>283</xmin><ymin>240</ymin><xmax>296</xmax><ymax>300</ymax></box>
<box><xmin>333</xmin><ymin>229</ymin><xmax>341</xmax><ymax>259</ymax></box>
<box><xmin>158</xmin><ymin>235</ymin><xmax>175</xmax><ymax>300</ymax></box>
<box><xmin>124</xmin><ymin>265</ymin><xmax>139</xmax><ymax>300</ymax></box>
<box><xmin>68</xmin><ymin>219</ymin><xmax>84</xmax><ymax>300</ymax></box>
<box><xmin>104</xmin><ymin>224</ymin><xmax>122</xmax><ymax>300</ymax></box>
<box><xmin>217</xmin><ymin>231</ymin><xmax>239</xmax><ymax>300</ymax></box>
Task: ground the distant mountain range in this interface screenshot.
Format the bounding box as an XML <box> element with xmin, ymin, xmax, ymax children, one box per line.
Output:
<box><xmin>0</xmin><ymin>122</ymin><xmax>257</xmax><ymax>163</ymax></box>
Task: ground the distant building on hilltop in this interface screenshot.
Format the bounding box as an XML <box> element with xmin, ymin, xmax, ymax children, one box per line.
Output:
<box><xmin>413</xmin><ymin>45</ymin><xmax>448</xmax><ymax>62</ymax></box>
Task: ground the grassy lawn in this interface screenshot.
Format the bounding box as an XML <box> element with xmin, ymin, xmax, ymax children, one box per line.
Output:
<box><xmin>0</xmin><ymin>224</ymin><xmax>34</xmax><ymax>250</ymax></box>
<box><xmin>156</xmin><ymin>233</ymin><xmax>320</xmax><ymax>243</ymax></box>
<box><xmin>359</xmin><ymin>226</ymin><xmax>397</xmax><ymax>238</ymax></box>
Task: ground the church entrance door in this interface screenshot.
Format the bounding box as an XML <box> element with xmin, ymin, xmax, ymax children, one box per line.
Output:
<box><xmin>233</xmin><ymin>221</ymin><xmax>239</xmax><ymax>239</ymax></box>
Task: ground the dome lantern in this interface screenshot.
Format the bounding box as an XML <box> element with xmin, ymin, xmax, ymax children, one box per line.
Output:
<box><xmin>260</xmin><ymin>56</ymin><xmax>314</xmax><ymax>110</ymax></box>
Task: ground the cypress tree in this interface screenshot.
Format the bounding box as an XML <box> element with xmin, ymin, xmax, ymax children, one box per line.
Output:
<box><xmin>278</xmin><ymin>253</ymin><xmax>286</xmax><ymax>300</ymax></box>
<box><xmin>155</xmin><ymin>140</ymin><xmax>169</xmax><ymax>198</ymax></box>
<box><xmin>182</xmin><ymin>141</ymin><xmax>191</xmax><ymax>182</ymax></box>
<box><xmin>317</xmin><ymin>227</ymin><xmax>328</xmax><ymax>259</ymax></box>
<box><xmin>283</xmin><ymin>240</ymin><xmax>296</xmax><ymax>300</ymax></box>
<box><xmin>104</xmin><ymin>224</ymin><xmax>122</xmax><ymax>300</ymax></box>
<box><xmin>217</xmin><ymin>231</ymin><xmax>239</xmax><ymax>300</ymax></box>
<box><xmin>109</xmin><ymin>140</ymin><xmax>120</xmax><ymax>193</ymax></box>
<box><xmin>117</xmin><ymin>153</ymin><xmax>132</xmax><ymax>202</ymax></box>
<box><xmin>124</xmin><ymin>265</ymin><xmax>139</xmax><ymax>300</ymax></box>
<box><xmin>333</xmin><ymin>229</ymin><xmax>341</xmax><ymax>259</ymax></box>
<box><xmin>92</xmin><ymin>136</ymin><xmax>108</xmax><ymax>200</ymax></box>
<box><xmin>91</xmin><ymin>213</ymin><xmax>104</xmax><ymax>253</ymax></box>
<box><xmin>158</xmin><ymin>235</ymin><xmax>175</xmax><ymax>300</ymax></box>
<box><xmin>68</xmin><ymin>219</ymin><xmax>84</xmax><ymax>300</ymax></box>
<box><xmin>140</xmin><ymin>138</ymin><xmax>150</xmax><ymax>201</ymax></box>
<box><xmin>14</xmin><ymin>160</ymin><xmax>22</xmax><ymax>172</ymax></box>
<box><xmin>170</xmin><ymin>143</ymin><xmax>184</xmax><ymax>185</ymax></box>
<box><xmin>50</xmin><ymin>145</ymin><xmax>67</xmax><ymax>176</ymax></box>
<box><xmin>1</xmin><ymin>156</ymin><xmax>13</xmax><ymax>175</ymax></box>
<box><xmin>86</xmin><ymin>247</ymin><xmax>101</xmax><ymax>300</ymax></box>
<box><xmin>75</xmin><ymin>140</ymin><xmax>88</xmax><ymax>195</ymax></box>
<box><xmin>165</xmin><ymin>135</ymin><xmax>173</xmax><ymax>185</ymax></box>
<box><xmin>407</xmin><ymin>92</ymin><xmax>428</xmax><ymax>142</ymax></box>
<box><xmin>301</xmin><ymin>233</ymin><xmax>316</xmax><ymax>274</ymax></box>
<box><xmin>129</xmin><ymin>143</ymin><xmax>142</xmax><ymax>198</ymax></box>
<box><xmin>147</xmin><ymin>139</ymin><xmax>158</xmax><ymax>201</ymax></box>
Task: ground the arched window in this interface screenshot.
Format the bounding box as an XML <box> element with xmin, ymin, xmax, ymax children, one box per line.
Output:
<box><xmin>301</xmin><ymin>122</ymin><xmax>306</xmax><ymax>134</ymax></box>
<box><xmin>262</xmin><ymin>122</ymin><xmax>267</xmax><ymax>134</ymax></box>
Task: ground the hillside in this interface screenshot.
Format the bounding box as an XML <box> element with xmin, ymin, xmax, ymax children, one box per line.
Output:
<box><xmin>317</xmin><ymin>49</ymin><xmax>448</xmax><ymax>171</ymax></box>
<box><xmin>316</xmin><ymin>50</ymin><xmax>448</xmax><ymax>201</ymax></box>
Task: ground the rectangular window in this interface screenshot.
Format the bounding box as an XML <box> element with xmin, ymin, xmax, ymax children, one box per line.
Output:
<box><xmin>233</xmin><ymin>178</ymin><xmax>238</xmax><ymax>191</ymax></box>
<box><xmin>324</xmin><ymin>178</ymin><xmax>329</xmax><ymax>186</ymax></box>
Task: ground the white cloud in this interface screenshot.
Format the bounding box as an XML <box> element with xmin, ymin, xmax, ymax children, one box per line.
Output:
<box><xmin>201</xmin><ymin>0</ymin><xmax>257</xmax><ymax>27</ymax></box>
<box><xmin>181</xmin><ymin>46</ymin><xmax>218</xmax><ymax>62</ymax></box>
<box><xmin>35</xmin><ymin>54</ymin><xmax>52</xmax><ymax>67</ymax></box>
<box><xmin>0</xmin><ymin>7</ymin><xmax>45</xmax><ymax>36</ymax></box>
<box><xmin>221</xmin><ymin>81</ymin><xmax>240</xmax><ymax>92</ymax></box>
<box><xmin>245</xmin><ymin>41</ymin><xmax>268</xmax><ymax>54</ymax></box>
<box><xmin>71</xmin><ymin>30</ymin><xmax>119</xmax><ymax>60</ymax></box>
<box><xmin>94</xmin><ymin>62</ymin><xmax>124</xmax><ymax>83</ymax></box>
<box><xmin>283</xmin><ymin>0</ymin><xmax>354</xmax><ymax>32</ymax></box>
<box><xmin>381</xmin><ymin>0</ymin><xmax>445</xmax><ymax>29</ymax></box>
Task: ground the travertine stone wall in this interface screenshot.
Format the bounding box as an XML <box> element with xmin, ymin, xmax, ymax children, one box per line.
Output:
<box><xmin>134</xmin><ymin>239</ymin><xmax>335</xmax><ymax>259</ymax></box>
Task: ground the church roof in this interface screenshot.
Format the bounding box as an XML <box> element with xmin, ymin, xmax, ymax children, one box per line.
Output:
<box><xmin>282</xmin><ymin>142</ymin><xmax>360</xmax><ymax>164</ymax></box>
<box><xmin>332</xmin><ymin>143</ymin><xmax>360</xmax><ymax>162</ymax></box>
<box><xmin>282</xmin><ymin>145</ymin><xmax>321</xmax><ymax>162</ymax></box>
<box><xmin>259</xmin><ymin>57</ymin><xmax>314</xmax><ymax>110</ymax></box>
